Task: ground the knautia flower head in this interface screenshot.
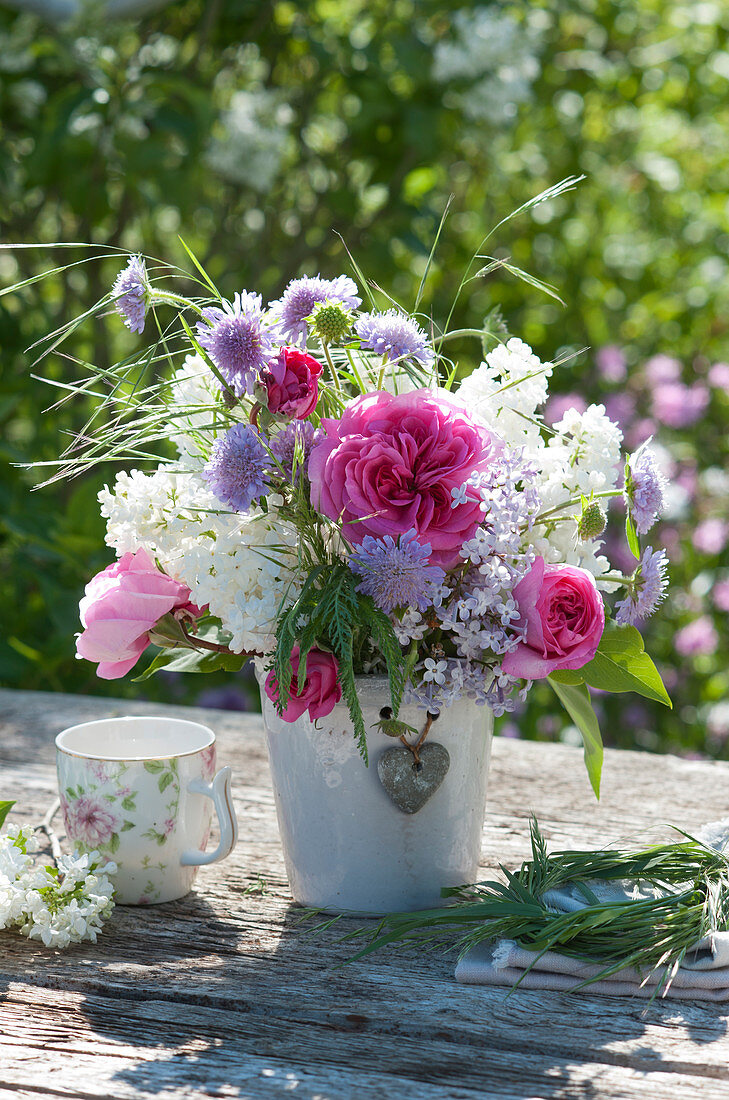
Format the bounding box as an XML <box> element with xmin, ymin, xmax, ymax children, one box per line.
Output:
<box><xmin>615</xmin><ymin>546</ymin><xmax>669</xmax><ymax>625</ymax></box>
<box><xmin>355</xmin><ymin>309</ymin><xmax>435</xmax><ymax>369</ymax></box>
<box><xmin>308</xmin><ymin>299</ymin><xmax>354</xmax><ymax>344</ymax></box>
<box><xmin>348</xmin><ymin>529</ymin><xmax>446</xmax><ymax>614</ymax></box>
<box><xmin>270</xmin><ymin>274</ymin><xmax>361</xmax><ymax>345</ymax></box>
<box><xmin>270</xmin><ymin>420</ymin><xmax>319</xmax><ymax>484</ymax></box>
<box><xmin>625</xmin><ymin>446</ymin><xmax>666</xmax><ymax>535</ymax></box>
<box><xmin>203</xmin><ymin>422</ymin><xmax>270</xmax><ymax>512</ymax></box>
<box><xmin>112</xmin><ymin>255</ymin><xmax>149</xmax><ymax>334</ymax></box>
<box><xmin>577</xmin><ymin>498</ymin><xmax>607</xmax><ymax>541</ymax></box>
<box><xmin>196</xmin><ymin>291</ymin><xmax>275</xmax><ymax>398</ymax></box>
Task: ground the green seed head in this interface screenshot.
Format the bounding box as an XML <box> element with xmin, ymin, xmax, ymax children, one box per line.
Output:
<box><xmin>309</xmin><ymin>300</ymin><xmax>353</xmax><ymax>343</ymax></box>
<box><xmin>577</xmin><ymin>500</ymin><xmax>607</xmax><ymax>541</ymax></box>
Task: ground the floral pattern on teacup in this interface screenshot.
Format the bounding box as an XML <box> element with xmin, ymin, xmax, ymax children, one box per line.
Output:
<box><xmin>200</xmin><ymin>744</ymin><xmax>217</xmax><ymax>781</ymax></box>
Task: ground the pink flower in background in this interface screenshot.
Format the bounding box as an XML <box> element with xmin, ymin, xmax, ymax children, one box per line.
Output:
<box><xmin>674</xmin><ymin>616</ymin><xmax>718</xmax><ymax>657</ymax></box>
<box><xmin>260</xmin><ymin>346</ymin><xmax>323</xmax><ymax>418</ymax></box>
<box><xmin>644</xmin><ymin>355</ymin><xmax>682</xmax><ymax>385</ymax></box>
<box><xmin>693</xmin><ymin>518</ymin><xmax>729</xmax><ymax>556</ymax></box>
<box><xmin>502</xmin><ymin>558</ymin><xmax>605</xmax><ymax>680</ymax></box>
<box><xmin>625</xmin><ymin>417</ymin><xmax>657</xmax><ymax>451</ymax></box>
<box><xmin>595</xmin><ymin>346</ymin><xmax>627</xmax><ymax>383</ymax></box>
<box><xmin>66</xmin><ymin>795</ymin><xmax>120</xmax><ymax>848</ymax></box>
<box><xmin>544</xmin><ymin>393</ymin><xmax>587</xmax><ymax>426</ymax></box>
<box><xmin>603</xmin><ymin>393</ymin><xmax>636</xmax><ymax>432</ymax></box>
<box><xmin>76</xmin><ymin>548</ymin><xmax>200</xmax><ymax>679</ymax></box>
<box><xmin>713</xmin><ymin>579</ymin><xmax>729</xmax><ymax>612</ymax></box>
<box><xmin>265</xmin><ymin>645</ymin><xmax>342</xmax><ymax>722</ymax></box>
<box><xmin>309</xmin><ymin>389</ymin><xmax>502</xmax><ymax>567</ymax></box>
<box><xmin>708</xmin><ymin>363</ymin><xmax>729</xmax><ymax>391</ymax></box>
<box><xmin>651</xmin><ymin>382</ymin><xmax>709</xmax><ymax>429</ymax></box>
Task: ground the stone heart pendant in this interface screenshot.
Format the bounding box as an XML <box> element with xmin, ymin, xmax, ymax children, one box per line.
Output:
<box><xmin>377</xmin><ymin>743</ymin><xmax>450</xmax><ymax>815</ymax></box>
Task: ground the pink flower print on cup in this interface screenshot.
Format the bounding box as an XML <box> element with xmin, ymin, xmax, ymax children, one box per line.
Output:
<box><xmin>70</xmin><ymin>795</ymin><xmax>121</xmax><ymax>848</ymax></box>
<box><xmin>163</xmin><ymin>818</ymin><xmax>175</xmax><ymax>837</ymax></box>
<box><xmin>200</xmin><ymin>744</ymin><xmax>217</xmax><ymax>781</ymax></box>
<box><xmin>59</xmin><ymin>793</ymin><xmax>75</xmax><ymax>835</ymax></box>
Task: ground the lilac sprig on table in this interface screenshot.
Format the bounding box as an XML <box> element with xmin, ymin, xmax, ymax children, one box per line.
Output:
<box><xmin>0</xmin><ymin>803</ymin><xmax>116</xmax><ymax>949</ymax></box>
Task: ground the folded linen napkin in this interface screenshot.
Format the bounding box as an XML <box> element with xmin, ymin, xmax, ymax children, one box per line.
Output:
<box><xmin>455</xmin><ymin>819</ymin><xmax>729</xmax><ymax>1000</ymax></box>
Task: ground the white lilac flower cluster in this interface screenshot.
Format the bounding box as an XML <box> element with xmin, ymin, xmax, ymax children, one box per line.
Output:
<box><xmin>0</xmin><ymin>825</ymin><xmax>115</xmax><ymax>949</ymax></box>
<box><xmin>99</xmin><ymin>463</ymin><xmax>300</xmax><ymax>654</ymax></box>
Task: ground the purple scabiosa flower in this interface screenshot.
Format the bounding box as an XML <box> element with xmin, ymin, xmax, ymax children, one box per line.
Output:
<box><xmin>348</xmin><ymin>529</ymin><xmax>446</xmax><ymax>614</ymax></box>
<box><xmin>355</xmin><ymin>309</ymin><xmax>435</xmax><ymax>369</ymax></box>
<box><xmin>625</xmin><ymin>447</ymin><xmax>666</xmax><ymax>535</ymax></box>
<box><xmin>270</xmin><ymin>275</ymin><xmax>361</xmax><ymax>345</ymax></box>
<box><xmin>615</xmin><ymin>546</ymin><xmax>668</xmax><ymax>625</ymax></box>
<box><xmin>196</xmin><ymin>292</ymin><xmax>275</xmax><ymax>397</ymax></box>
<box><xmin>203</xmin><ymin>423</ymin><xmax>270</xmax><ymax>512</ymax></box>
<box><xmin>269</xmin><ymin>420</ymin><xmax>319</xmax><ymax>484</ymax></box>
<box><xmin>112</xmin><ymin>255</ymin><xmax>148</xmax><ymax>334</ymax></box>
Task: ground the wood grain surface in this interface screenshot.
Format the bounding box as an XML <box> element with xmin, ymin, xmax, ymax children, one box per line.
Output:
<box><xmin>1</xmin><ymin>688</ymin><xmax>728</xmax><ymax>1099</ymax></box>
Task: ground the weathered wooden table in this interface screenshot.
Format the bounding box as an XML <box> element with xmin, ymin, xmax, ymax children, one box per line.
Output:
<box><xmin>1</xmin><ymin>688</ymin><xmax>729</xmax><ymax>1099</ymax></box>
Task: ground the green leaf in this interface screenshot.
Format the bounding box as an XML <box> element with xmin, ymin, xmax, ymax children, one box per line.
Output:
<box><xmin>585</xmin><ymin>620</ymin><xmax>671</xmax><ymax>707</ymax></box>
<box><xmin>144</xmin><ymin>761</ymin><xmax>164</xmax><ymax>774</ymax></box>
<box><xmin>121</xmin><ymin>821</ymin><xmax>135</xmax><ymax>832</ymax></box>
<box><xmin>158</xmin><ymin>772</ymin><xmax>174</xmax><ymax>793</ymax></box>
<box><xmin>109</xmin><ymin>832</ymin><xmax>120</xmax><ymax>853</ymax></box>
<box><xmin>548</xmin><ymin>668</ymin><xmax>585</xmax><ymax>686</ymax></box>
<box><xmin>121</xmin><ymin>796</ymin><xmax>136</xmax><ymax>812</ymax></box>
<box><xmin>147</xmin><ymin>612</ymin><xmax>195</xmax><ymax>649</ymax></box>
<box><xmin>625</xmin><ymin>512</ymin><xmax>640</xmax><ymax>558</ymax></box>
<box><xmin>134</xmin><ymin>646</ymin><xmax>248</xmax><ymax>680</ymax></box>
<box><xmin>548</xmin><ymin>679</ymin><xmax>603</xmax><ymax>799</ymax></box>
<box><xmin>0</xmin><ymin>801</ymin><xmax>15</xmax><ymax>829</ymax></box>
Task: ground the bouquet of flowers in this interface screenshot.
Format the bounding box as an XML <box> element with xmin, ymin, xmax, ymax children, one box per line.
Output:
<box><xmin>30</xmin><ymin>185</ymin><xmax>670</xmax><ymax>796</ymax></box>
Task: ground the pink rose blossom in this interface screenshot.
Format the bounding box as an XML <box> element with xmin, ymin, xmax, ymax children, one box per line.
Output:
<box><xmin>674</xmin><ymin>616</ymin><xmax>718</xmax><ymax>657</ymax></box>
<box><xmin>76</xmin><ymin>548</ymin><xmax>200</xmax><ymax>679</ymax></box>
<box><xmin>265</xmin><ymin>645</ymin><xmax>342</xmax><ymax>722</ymax></box>
<box><xmin>309</xmin><ymin>389</ymin><xmax>502</xmax><ymax>567</ymax></box>
<box><xmin>260</xmin><ymin>346</ymin><xmax>323</xmax><ymax>418</ymax></box>
<box><xmin>66</xmin><ymin>795</ymin><xmax>120</xmax><ymax>848</ymax></box>
<box><xmin>502</xmin><ymin>558</ymin><xmax>605</xmax><ymax>680</ymax></box>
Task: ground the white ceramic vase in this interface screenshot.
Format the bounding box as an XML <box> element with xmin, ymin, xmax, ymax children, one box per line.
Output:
<box><xmin>257</xmin><ymin>670</ymin><xmax>494</xmax><ymax>915</ymax></box>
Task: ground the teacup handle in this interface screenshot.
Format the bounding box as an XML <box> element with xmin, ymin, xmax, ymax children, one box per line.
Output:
<box><xmin>181</xmin><ymin>766</ymin><xmax>238</xmax><ymax>866</ymax></box>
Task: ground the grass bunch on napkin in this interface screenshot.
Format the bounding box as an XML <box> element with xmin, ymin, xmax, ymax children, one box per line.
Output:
<box><xmin>351</xmin><ymin>819</ymin><xmax>729</xmax><ymax>994</ymax></box>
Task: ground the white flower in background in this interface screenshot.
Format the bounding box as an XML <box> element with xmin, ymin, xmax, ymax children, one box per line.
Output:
<box><xmin>100</xmin><ymin>464</ymin><xmax>300</xmax><ymax>654</ymax></box>
<box><xmin>458</xmin><ymin>337</ymin><xmax>552</xmax><ymax>447</ymax></box>
<box><xmin>207</xmin><ymin>89</ymin><xmax>292</xmax><ymax>192</ymax></box>
<box><xmin>167</xmin><ymin>354</ymin><xmax>227</xmax><ymax>463</ymax></box>
<box><xmin>433</xmin><ymin>7</ymin><xmax>545</xmax><ymax>124</ymax></box>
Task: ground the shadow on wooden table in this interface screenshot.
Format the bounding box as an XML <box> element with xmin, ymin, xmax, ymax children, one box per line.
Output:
<box><xmin>4</xmin><ymin>898</ymin><xmax>725</xmax><ymax>1100</ymax></box>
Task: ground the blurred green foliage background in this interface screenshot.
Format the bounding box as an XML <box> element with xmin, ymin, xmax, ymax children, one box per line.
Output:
<box><xmin>2</xmin><ymin>0</ymin><xmax>728</xmax><ymax>759</ymax></box>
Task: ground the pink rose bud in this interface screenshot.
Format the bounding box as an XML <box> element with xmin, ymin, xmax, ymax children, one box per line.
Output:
<box><xmin>264</xmin><ymin>645</ymin><xmax>342</xmax><ymax>722</ymax></box>
<box><xmin>260</xmin><ymin>346</ymin><xmax>324</xmax><ymax>419</ymax></box>
<box><xmin>76</xmin><ymin>548</ymin><xmax>199</xmax><ymax>679</ymax></box>
<box><xmin>501</xmin><ymin>557</ymin><xmax>605</xmax><ymax>680</ymax></box>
